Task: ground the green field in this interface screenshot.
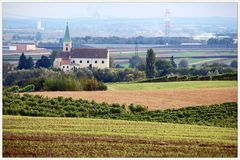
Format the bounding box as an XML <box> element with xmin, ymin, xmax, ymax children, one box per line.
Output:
<box><xmin>111</xmin><ymin>49</ymin><xmax>237</xmax><ymax>68</ymax></box>
<box><xmin>107</xmin><ymin>81</ymin><xmax>237</xmax><ymax>91</ymax></box>
<box><xmin>111</xmin><ymin>50</ymin><xmax>237</xmax><ymax>58</ymax></box>
<box><xmin>3</xmin><ymin>115</ymin><xmax>237</xmax><ymax>157</ymax></box>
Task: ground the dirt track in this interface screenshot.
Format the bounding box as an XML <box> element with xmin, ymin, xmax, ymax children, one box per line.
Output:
<box><xmin>27</xmin><ymin>87</ymin><xmax>237</xmax><ymax>110</ymax></box>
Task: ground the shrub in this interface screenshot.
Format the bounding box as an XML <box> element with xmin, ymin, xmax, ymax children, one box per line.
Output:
<box><xmin>157</xmin><ymin>76</ymin><xmax>168</xmax><ymax>82</ymax></box>
<box><xmin>129</xmin><ymin>104</ymin><xmax>147</xmax><ymax>113</ymax></box>
<box><xmin>212</xmin><ymin>73</ymin><xmax>237</xmax><ymax>80</ymax></box>
<box><xmin>24</xmin><ymin>77</ymin><xmax>45</xmax><ymax>91</ymax></box>
<box><xmin>98</xmin><ymin>82</ymin><xmax>107</xmax><ymax>90</ymax></box>
<box><xmin>80</xmin><ymin>76</ymin><xmax>107</xmax><ymax>91</ymax></box>
<box><xmin>178</xmin><ymin>75</ymin><xmax>188</xmax><ymax>81</ymax></box>
<box><xmin>18</xmin><ymin>84</ymin><xmax>35</xmax><ymax>92</ymax></box>
<box><xmin>4</xmin><ymin>85</ymin><xmax>19</xmax><ymax>93</ymax></box>
<box><xmin>199</xmin><ymin>75</ymin><xmax>211</xmax><ymax>80</ymax></box>
<box><xmin>43</xmin><ymin>74</ymin><xmax>81</xmax><ymax>91</ymax></box>
<box><xmin>168</xmin><ymin>76</ymin><xmax>177</xmax><ymax>81</ymax></box>
<box><xmin>189</xmin><ymin>76</ymin><xmax>199</xmax><ymax>81</ymax></box>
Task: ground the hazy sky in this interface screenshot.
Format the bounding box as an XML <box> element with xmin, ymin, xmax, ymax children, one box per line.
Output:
<box><xmin>3</xmin><ymin>3</ymin><xmax>238</xmax><ymax>19</ymax></box>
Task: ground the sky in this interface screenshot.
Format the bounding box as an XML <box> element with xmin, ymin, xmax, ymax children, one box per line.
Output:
<box><xmin>3</xmin><ymin>3</ymin><xmax>238</xmax><ymax>19</ymax></box>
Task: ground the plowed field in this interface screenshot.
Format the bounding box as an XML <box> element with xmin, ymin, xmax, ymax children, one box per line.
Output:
<box><xmin>27</xmin><ymin>87</ymin><xmax>237</xmax><ymax>110</ymax></box>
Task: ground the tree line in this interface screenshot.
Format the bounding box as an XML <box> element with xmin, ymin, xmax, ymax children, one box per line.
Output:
<box><xmin>63</xmin><ymin>36</ymin><xmax>200</xmax><ymax>45</ymax></box>
<box><xmin>17</xmin><ymin>53</ymin><xmax>51</xmax><ymax>70</ymax></box>
<box><xmin>129</xmin><ymin>48</ymin><xmax>237</xmax><ymax>79</ymax></box>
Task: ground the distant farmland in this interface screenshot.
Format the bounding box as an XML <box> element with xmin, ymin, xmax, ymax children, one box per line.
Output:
<box><xmin>3</xmin><ymin>47</ymin><xmax>237</xmax><ymax>67</ymax></box>
<box><xmin>110</xmin><ymin>48</ymin><xmax>237</xmax><ymax>67</ymax></box>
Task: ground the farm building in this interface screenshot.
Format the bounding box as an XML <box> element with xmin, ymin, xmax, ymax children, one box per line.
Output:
<box><xmin>3</xmin><ymin>43</ymin><xmax>37</xmax><ymax>51</ymax></box>
<box><xmin>54</xmin><ymin>23</ymin><xmax>109</xmax><ymax>72</ymax></box>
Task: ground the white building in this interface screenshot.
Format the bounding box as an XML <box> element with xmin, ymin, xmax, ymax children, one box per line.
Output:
<box><xmin>54</xmin><ymin>23</ymin><xmax>109</xmax><ymax>72</ymax></box>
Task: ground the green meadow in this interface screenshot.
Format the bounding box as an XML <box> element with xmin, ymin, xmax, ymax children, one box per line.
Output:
<box><xmin>107</xmin><ymin>80</ymin><xmax>237</xmax><ymax>91</ymax></box>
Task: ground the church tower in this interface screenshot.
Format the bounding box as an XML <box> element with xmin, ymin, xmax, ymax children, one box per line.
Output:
<box><xmin>63</xmin><ymin>23</ymin><xmax>72</xmax><ymax>52</ymax></box>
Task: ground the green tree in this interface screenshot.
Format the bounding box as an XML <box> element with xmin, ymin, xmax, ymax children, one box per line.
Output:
<box><xmin>170</xmin><ymin>56</ymin><xmax>177</xmax><ymax>69</ymax></box>
<box><xmin>230</xmin><ymin>60</ymin><xmax>237</xmax><ymax>68</ymax></box>
<box><xmin>109</xmin><ymin>56</ymin><xmax>115</xmax><ymax>68</ymax></box>
<box><xmin>137</xmin><ymin>63</ymin><xmax>146</xmax><ymax>71</ymax></box>
<box><xmin>49</xmin><ymin>50</ymin><xmax>58</xmax><ymax>67</ymax></box>
<box><xmin>178</xmin><ymin>59</ymin><xmax>189</xmax><ymax>68</ymax></box>
<box><xmin>146</xmin><ymin>48</ymin><xmax>156</xmax><ymax>78</ymax></box>
<box><xmin>26</xmin><ymin>57</ymin><xmax>34</xmax><ymax>69</ymax></box>
<box><xmin>155</xmin><ymin>59</ymin><xmax>172</xmax><ymax>76</ymax></box>
<box><xmin>3</xmin><ymin>62</ymin><xmax>14</xmax><ymax>79</ymax></box>
<box><xmin>129</xmin><ymin>55</ymin><xmax>143</xmax><ymax>68</ymax></box>
<box><xmin>17</xmin><ymin>52</ymin><xmax>27</xmax><ymax>70</ymax></box>
<box><xmin>36</xmin><ymin>56</ymin><xmax>51</xmax><ymax>68</ymax></box>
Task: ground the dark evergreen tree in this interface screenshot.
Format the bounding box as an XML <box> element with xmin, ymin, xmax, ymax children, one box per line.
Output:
<box><xmin>145</xmin><ymin>48</ymin><xmax>156</xmax><ymax>78</ymax></box>
<box><xmin>36</xmin><ymin>56</ymin><xmax>51</xmax><ymax>68</ymax></box>
<box><xmin>17</xmin><ymin>52</ymin><xmax>27</xmax><ymax>70</ymax></box>
<box><xmin>26</xmin><ymin>57</ymin><xmax>34</xmax><ymax>69</ymax></box>
<box><xmin>170</xmin><ymin>56</ymin><xmax>177</xmax><ymax>69</ymax></box>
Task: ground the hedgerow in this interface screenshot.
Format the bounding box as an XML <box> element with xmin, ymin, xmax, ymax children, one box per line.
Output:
<box><xmin>138</xmin><ymin>73</ymin><xmax>237</xmax><ymax>83</ymax></box>
<box><xmin>3</xmin><ymin>92</ymin><xmax>237</xmax><ymax>128</ymax></box>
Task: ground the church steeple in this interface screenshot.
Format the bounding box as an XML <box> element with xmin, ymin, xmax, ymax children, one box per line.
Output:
<box><xmin>63</xmin><ymin>22</ymin><xmax>72</xmax><ymax>52</ymax></box>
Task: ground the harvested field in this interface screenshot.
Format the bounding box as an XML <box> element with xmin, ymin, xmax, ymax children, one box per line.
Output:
<box><xmin>28</xmin><ymin>87</ymin><xmax>237</xmax><ymax>110</ymax></box>
<box><xmin>3</xmin><ymin>115</ymin><xmax>237</xmax><ymax>157</ymax></box>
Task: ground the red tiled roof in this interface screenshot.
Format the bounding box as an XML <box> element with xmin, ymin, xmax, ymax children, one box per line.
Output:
<box><xmin>61</xmin><ymin>59</ymin><xmax>70</xmax><ymax>65</ymax></box>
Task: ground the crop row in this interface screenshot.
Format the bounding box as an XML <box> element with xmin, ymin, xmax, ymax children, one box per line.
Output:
<box><xmin>3</xmin><ymin>92</ymin><xmax>237</xmax><ymax>128</ymax></box>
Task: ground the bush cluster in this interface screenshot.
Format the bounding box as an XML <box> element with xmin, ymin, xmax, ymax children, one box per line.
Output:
<box><xmin>43</xmin><ymin>74</ymin><xmax>81</xmax><ymax>91</ymax></box>
<box><xmin>43</xmin><ymin>74</ymin><xmax>107</xmax><ymax>91</ymax></box>
<box><xmin>4</xmin><ymin>68</ymin><xmax>107</xmax><ymax>91</ymax></box>
<box><xmin>3</xmin><ymin>93</ymin><xmax>237</xmax><ymax>128</ymax></box>
<box><xmin>75</xmin><ymin>68</ymin><xmax>145</xmax><ymax>83</ymax></box>
<box><xmin>4</xmin><ymin>85</ymin><xmax>34</xmax><ymax>93</ymax></box>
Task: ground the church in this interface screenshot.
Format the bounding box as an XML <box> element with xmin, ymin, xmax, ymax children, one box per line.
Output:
<box><xmin>54</xmin><ymin>23</ymin><xmax>109</xmax><ymax>72</ymax></box>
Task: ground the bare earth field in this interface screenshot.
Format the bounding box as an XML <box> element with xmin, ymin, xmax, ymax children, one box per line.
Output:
<box><xmin>28</xmin><ymin>87</ymin><xmax>237</xmax><ymax>110</ymax></box>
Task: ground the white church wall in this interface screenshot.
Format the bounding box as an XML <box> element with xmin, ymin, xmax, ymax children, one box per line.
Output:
<box><xmin>70</xmin><ymin>58</ymin><xmax>109</xmax><ymax>69</ymax></box>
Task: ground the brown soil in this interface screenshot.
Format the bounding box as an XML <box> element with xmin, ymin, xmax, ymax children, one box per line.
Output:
<box><xmin>3</xmin><ymin>132</ymin><xmax>237</xmax><ymax>157</ymax></box>
<box><xmin>3</xmin><ymin>132</ymin><xmax>236</xmax><ymax>148</ymax></box>
<box><xmin>26</xmin><ymin>87</ymin><xmax>237</xmax><ymax>110</ymax></box>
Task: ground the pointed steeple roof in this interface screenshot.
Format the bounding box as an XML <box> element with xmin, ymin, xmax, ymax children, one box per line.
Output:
<box><xmin>64</xmin><ymin>22</ymin><xmax>71</xmax><ymax>42</ymax></box>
